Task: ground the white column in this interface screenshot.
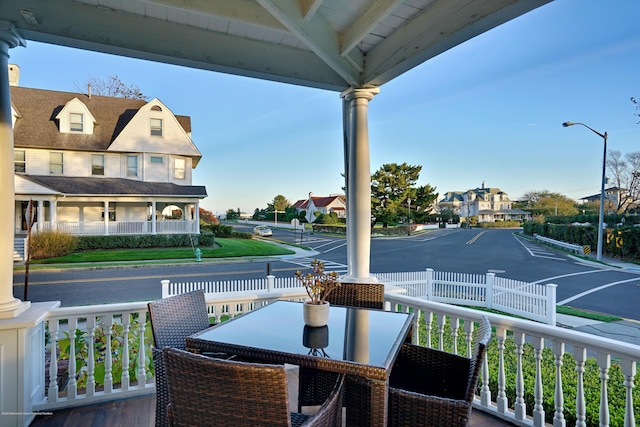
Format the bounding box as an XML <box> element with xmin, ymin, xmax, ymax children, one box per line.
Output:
<box><xmin>51</xmin><ymin>199</ymin><xmax>57</xmax><ymax>230</ymax></box>
<box><xmin>340</xmin><ymin>87</ymin><xmax>379</xmax><ymax>282</ymax></box>
<box><xmin>0</xmin><ymin>21</ymin><xmax>28</xmax><ymax>319</ymax></box>
<box><xmin>151</xmin><ymin>201</ymin><xmax>157</xmax><ymax>234</ymax></box>
<box><xmin>36</xmin><ymin>200</ymin><xmax>43</xmax><ymax>231</ymax></box>
<box><xmin>194</xmin><ymin>201</ymin><xmax>200</xmax><ymax>234</ymax></box>
<box><xmin>103</xmin><ymin>201</ymin><xmax>109</xmax><ymax>235</ymax></box>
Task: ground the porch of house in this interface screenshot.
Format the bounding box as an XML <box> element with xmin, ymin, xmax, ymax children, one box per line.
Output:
<box><xmin>8</xmin><ymin>281</ymin><xmax>636</xmax><ymax>427</ymax></box>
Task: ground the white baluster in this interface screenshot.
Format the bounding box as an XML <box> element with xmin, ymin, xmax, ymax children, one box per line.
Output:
<box><xmin>533</xmin><ymin>336</ymin><xmax>545</xmax><ymax>426</ymax></box>
<box><xmin>47</xmin><ymin>319</ymin><xmax>60</xmax><ymax>402</ymax></box>
<box><xmin>553</xmin><ymin>341</ymin><xmax>565</xmax><ymax>427</ymax></box>
<box><xmin>514</xmin><ymin>331</ymin><xmax>526</xmax><ymax>421</ymax></box>
<box><xmin>596</xmin><ymin>353</ymin><xmax>610</xmax><ymax>427</ymax></box>
<box><xmin>496</xmin><ymin>327</ymin><xmax>508</xmax><ymax>413</ymax></box>
<box><xmin>424</xmin><ymin>311</ymin><xmax>433</xmax><ymax>348</ymax></box>
<box><xmin>104</xmin><ymin>315</ymin><xmax>114</xmax><ymax>393</ymax></box>
<box><xmin>67</xmin><ymin>317</ymin><xmax>78</xmax><ymax>399</ymax></box>
<box><xmin>621</xmin><ymin>359</ymin><xmax>636</xmax><ymax>427</ymax></box>
<box><xmin>121</xmin><ymin>313</ymin><xmax>131</xmax><ymax>390</ymax></box>
<box><xmin>464</xmin><ymin>319</ymin><xmax>474</xmax><ymax>358</ymax></box>
<box><xmin>574</xmin><ymin>347</ymin><xmax>586</xmax><ymax>427</ymax></box>
<box><xmin>481</xmin><ymin>348</ymin><xmax>491</xmax><ymax>406</ymax></box>
<box><xmin>86</xmin><ymin>316</ymin><xmax>96</xmax><ymax>397</ymax></box>
<box><xmin>137</xmin><ymin>310</ymin><xmax>148</xmax><ymax>388</ymax></box>
<box><xmin>450</xmin><ymin>316</ymin><xmax>459</xmax><ymax>354</ymax></box>
<box><xmin>436</xmin><ymin>314</ymin><xmax>445</xmax><ymax>351</ymax></box>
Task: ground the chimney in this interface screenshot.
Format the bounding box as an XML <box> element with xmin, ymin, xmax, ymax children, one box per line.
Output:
<box><xmin>8</xmin><ymin>64</ymin><xmax>19</xmax><ymax>86</ymax></box>
<box><xmin>88</xmin><ymin>83</ymin><xmax>92</xmax><ymax>99</ymax></box>
<box><xmin>481</xmin><ymin>181</ymin><xmax>485</xmax><ymax>189</ymax></box>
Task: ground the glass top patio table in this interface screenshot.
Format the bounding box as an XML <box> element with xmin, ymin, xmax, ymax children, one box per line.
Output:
<box><xmin>187</xmin><ymin>300</ymin><xmax>415</xmax><ymax>426</ymax></box>
<box><xmin>186</xmin><ymin>300</ymin><xmax>414</xmax><ymax>381</ymax></box>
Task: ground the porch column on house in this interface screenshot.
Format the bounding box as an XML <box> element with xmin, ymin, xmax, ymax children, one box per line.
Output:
<box><xmin>103</xmin><ymin>201</ymin><xmax>109</xmax><ymax>235</ymax></box>
<box><xmin>340</xmin><ymin>87</ymin><xmax>379</xmax><ymax>283</ymax></box>
<box><xmin>51</xmin><ymin>199</ymin><xmax>57</xmax><ymax>230</ymax></box>
<box><xmin>36</xmin><ymin>200</ymin><xmax>43</xmax><ymax>231</ymax></box>
<box><xmin>0</xmin><ymin>22</ymin><xmax>29</xmax><ymax>318</ymax></box>
<box><xmin>194</xmin><ymin>201</ymin><xmax>200</xmax><ymax>234</ymax></box>
<box><xmin>151</xmin><ymin>201</ymin><xmax>157</xmax><ymax>234</ymax></box>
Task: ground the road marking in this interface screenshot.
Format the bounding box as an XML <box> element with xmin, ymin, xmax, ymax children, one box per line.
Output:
<box><xmin>558</xmin><ymin>277</ymin><xmax>640</xmax><ymax>304</ymax></box>
<box><xmin>13</xmin><ymin>269</ymin><xmax>269</xmax><ymax>286</ymax></box>
<box><xmin>513</xmin><ymin>235</ymin><xmax>566</xmax><ymax>260</ymax></box>
<box><xmin>322</xmin><ymin>242</ymin><xmax>347</xmax><ymax>253</ymax></box>
<box><xmin>531</xmin><ymin>269</ymin><xmax>608</xmax><ymax>284</ymax></box>
<box><xmin>466</xmin><ymin>231</ymin><xmax>487</xmax><ymax>244</ymax></box>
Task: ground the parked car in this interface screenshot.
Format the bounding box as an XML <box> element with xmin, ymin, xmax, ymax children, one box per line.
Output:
<box><xmin>253</xmin><ymin>225</ymin><xmax>273</xmax><ymax>237</ymax></box>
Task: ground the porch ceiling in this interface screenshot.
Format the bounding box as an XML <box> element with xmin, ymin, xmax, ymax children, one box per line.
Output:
<box><xmin>1</xmin><ymin>0</ymin><xmax>551</xmax><ymax>92</ymax></box>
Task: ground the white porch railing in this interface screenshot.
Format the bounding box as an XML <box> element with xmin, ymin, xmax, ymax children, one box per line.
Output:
<box><xmin>33</xmin><ymin>290</ymin><xmax>640</xmax><ymax>427</ymax></box>
<box><xmin>34</xmin><ymin>220</ymin><xmax>197</xmax><ymax>236</ymax></box>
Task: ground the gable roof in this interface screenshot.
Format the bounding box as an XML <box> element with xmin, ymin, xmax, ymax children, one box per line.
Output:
<box><xmin>10</xmin><ymin>86</ymin><xmax>194</xmax><ymax>154</ymax></box>
<box><xmin>293</xmin><ymin>195</ymin><xmax>346</xmax><ymax>209</ymax></box>
<box><xmin>18</xmin><ymin>175</ymin><xmax>207</xmax><ymax>198</ymax></box>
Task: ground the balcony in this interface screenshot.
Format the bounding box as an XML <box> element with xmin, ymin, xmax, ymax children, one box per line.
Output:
<box><xmin>9</xmin><ymin>279</ymin><xmax>639</xmax><ymax>427</ymax></box>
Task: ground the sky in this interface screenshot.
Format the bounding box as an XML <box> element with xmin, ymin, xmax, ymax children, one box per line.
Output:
<box><xmin>8</xmin><ymin>0</ymin><xmax>640</xmax><ymax>215</ymax></box>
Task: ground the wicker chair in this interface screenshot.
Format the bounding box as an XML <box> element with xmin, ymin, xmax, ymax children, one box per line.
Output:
<box><xmin>147</xmin><ymin>290</ymin><xmax>211</xmax><ymax>427</ymax></box>
<box><xmin>163</xmin><ymin>347</ymin><xmax>345</xmax><ymax>427</ymax></box>
<box><xmin>299</xmin><ymin>282</ymin><xmax>385</xmax><ymax>425</ymax></box>
<box><xmin>387</xmin><ymin>316</ymin><xmax>492</xmax><ymax>427</ymax></box>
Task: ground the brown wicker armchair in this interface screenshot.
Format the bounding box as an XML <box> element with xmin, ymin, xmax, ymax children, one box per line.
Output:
<box><xmin>299</xmin><ymin>282</ymin><xmax>385</xmax><ymax>425</ymax></box>
<box><xmin>163</xmin><ymin>347</ymin><xmax>345</xmax><ymax>427</ymax></box>
<box><xmin>147</xmin><ymin>290</ymin><xmax>211</xmax><ymax>427</ymax></box>
<box><xmin>387</xmin><ymin>316</ymin><xmax>492</xmax><ymax>427</ymax></box>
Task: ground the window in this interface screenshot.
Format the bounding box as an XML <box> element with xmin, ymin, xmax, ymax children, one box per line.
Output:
<box><xmin>150</xmin><ymin>118</ymin><xmax>163</xmax><ymax>136</ymax></box>
<box><xmin>150</xmin><ymin>156</ymin><xmax>163</xmax><ymax>164</ymax></box>
<box><xmin>14</xmin><ymin>150</ymin><xmax>25</xmax><ymax>173</ymax></box>
<box><xmin>70</xmin><ymin>113</ymin><xmax>84</xmax><ymax>132</ymax></box>
<box><xmin>174</xmin><ymin>158</ymin><xmax>185</xmax><ymax>180</ymax></box>
<box><xmin>49</xmin><ymin>152</ymin><xmax>63</xmax><ymax>174</ymax></box>
<box><xmin>127</xmin><ymin>155</ymin><xmax>138</xmax><ymax>177</ymax></box>
<box><xmin>92</xmin><ymin>154</ymin><xmax>104</xmax><ymax>175</ymax></box>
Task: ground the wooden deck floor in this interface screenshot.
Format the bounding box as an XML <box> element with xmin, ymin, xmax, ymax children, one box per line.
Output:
<box><xmin>30</xmin><ymin>394</ymin><xmax>513</xmax><ymax>427</ymax></box>
<box><xmin>30</xmin><ymin>368</ymin><xmax>514</xmax><ymax>426</ymax></box>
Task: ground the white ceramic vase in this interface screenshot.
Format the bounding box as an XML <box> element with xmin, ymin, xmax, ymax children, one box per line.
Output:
<box><xmin>303</xmin><ymin>301</ymin><xmax>330</xmax><ymax>327</ymax></box>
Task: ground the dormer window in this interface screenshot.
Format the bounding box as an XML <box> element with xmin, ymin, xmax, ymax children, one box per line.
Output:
<box><xmin>55</xmin><ymin>98</ymin><xmax>95</xmax><ymax>134</ymax></box>
<box><xmin>150</xmin><ymin>118</ymin><xmax>163</xmax><ymax>136</ymax></box>
<box><xmin>70</xmin><ymin>113</ymin><xmax>84</xmax><ymax>132</ymax></box>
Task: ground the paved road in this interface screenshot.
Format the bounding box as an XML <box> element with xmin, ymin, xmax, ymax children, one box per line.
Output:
<box><xmin>13</xmin><ymin>228</ymin><xmax>640</xmax><ymax>321</ymax></box>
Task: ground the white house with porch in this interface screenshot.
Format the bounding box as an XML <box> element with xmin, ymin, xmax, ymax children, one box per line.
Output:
<box><xmin>440</xmin><ymin>183</ymin><xmax>530</xmax><ymax>223</ymax></box>
<box><xmin>292</xmin><ymin>192</ymin><xmax>346</xmax><ymax>223</ymax></box>
<box><xmin>10</xmin><ymin>65</ymin><xmax>207</xmax><ymax>249</ymax></box>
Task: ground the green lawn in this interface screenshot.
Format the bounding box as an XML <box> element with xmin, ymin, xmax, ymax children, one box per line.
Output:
<box><xmin>29</xmin><ymin>238</ymin><xmax>295</xmax><ymax>264</ymax></box>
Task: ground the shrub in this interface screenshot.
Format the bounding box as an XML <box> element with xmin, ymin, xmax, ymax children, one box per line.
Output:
<box><xmin>29</xmin><ymin>230</ymin><xmax>77</xmax><ymax>260</ymax></box>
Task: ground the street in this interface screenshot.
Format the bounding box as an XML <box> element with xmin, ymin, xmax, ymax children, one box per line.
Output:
<box><xmin>13</xmin><ymin>228</ymin><xmax>640</xmax><ymax>321</ymax></box>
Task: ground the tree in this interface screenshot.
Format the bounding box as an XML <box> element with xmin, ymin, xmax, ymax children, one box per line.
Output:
<box><xmin>199</xmin><ymin>207</ymin><xmax>218</xmax><ymax>225</ymax></box>
<box><xmin>518</xmin><ymin>190</ymin><xmax>577</xmax><ymax>216</ymax></box>
<box><xmin>74</xmin><ymin>75</ymin><xmax>147</xmax><ymax>100</ymax></box>
<box><xmin>632</xmin><ymin>97</ymin><xmax>640</xmax><ymax>124</ymax></box>
<box><xmin>607</xmin><ymin>150</ymin><xmax>640</xmax><ymax>214</ymax></box>
<box><xmin>225</xmin><ymin>208</ymin><xmax>240</xmax><ymax>220</ymax></box>
<box><xmin>371</xmin><ymin>163</ymin><xmax>438</xmax><ymax>227</ymax></box>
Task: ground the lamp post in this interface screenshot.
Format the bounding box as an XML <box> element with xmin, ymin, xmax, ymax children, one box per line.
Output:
<box><xmin>562</xmin><ymin>121</ymin><xmax>607</xmax><ymax>261</ymax></box>
<box><xmin>407</xmin><ymin>198</ymin><xmax>411</xmax><ymax>236</ymax></box>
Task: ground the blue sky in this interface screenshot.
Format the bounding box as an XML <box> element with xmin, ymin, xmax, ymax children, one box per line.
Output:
<box><xmin>9</xmin><ymin>0</ymin><xmax>640</xmax><ymax>215</ymax></box>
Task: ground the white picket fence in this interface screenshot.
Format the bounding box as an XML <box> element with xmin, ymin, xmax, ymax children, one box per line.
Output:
<box><xmin>163</xmin><ymin>268</ymin><xmax>557</xmax><ymax>325</ymax></box>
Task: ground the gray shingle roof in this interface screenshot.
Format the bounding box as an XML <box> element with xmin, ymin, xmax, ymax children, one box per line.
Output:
<box><xmin>21</xmin><ymin>175</ymin><xmax>207</xmax><ymax>198</ymax></box>
<box><xmin>10</xmin><ymin>86</ymin><xmax>192</xmax><ymax>152</ymax></box>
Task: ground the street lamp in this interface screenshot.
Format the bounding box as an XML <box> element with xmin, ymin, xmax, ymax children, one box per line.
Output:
<box><xmin>407</xmin><ymin>198</ymin><xmax>411</xmax><ymax>236</ymax></box>
<box><xmin>562</xmin><ymin>121</ymin><xmax>608</xmax><ymax>261</ymax></box>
